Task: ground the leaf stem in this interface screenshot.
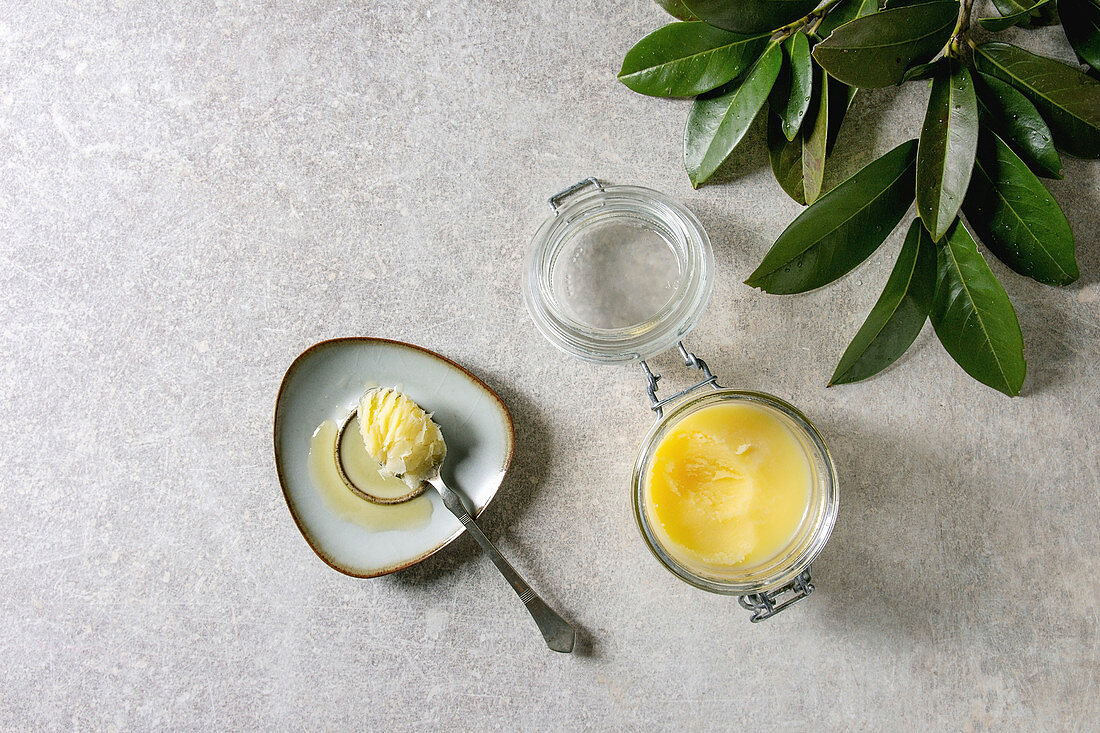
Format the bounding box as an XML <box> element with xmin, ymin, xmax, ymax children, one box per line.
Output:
<box><xmin>944</xmin><ymin>0</ymin><xmax>976</xmax><ymax>60</ymax></box>
<box><xmin>773</xmin><ymin>0</ymin><xmax>846</xmax><ymax>41</ymax></box>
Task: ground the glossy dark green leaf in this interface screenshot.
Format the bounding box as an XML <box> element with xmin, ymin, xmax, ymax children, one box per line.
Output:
<box><xmin>618</xmin><ymin>23</ymin><xmax>768</xmax><ymax>97</ymax></box>
<box><xmin>685</xmin><ymin>43</ymin><xmax>782</xmax><ymax>186</ymax></box>
<box><xmin>803</xmin><ymin>65</ymin><xmax>829</xmax><ymax>203</ymax></box>
<box><xmin>974</xmin><ymin>71</ymin><xmax>1062</xmax><ymax>178</ymax></box>
<box><xmin>655</xmin><ymin>0</ymin><xmax>700</xmax><ymax>20</ymax></box>
<box><xmin>917</xmin><ymin>64</ymin><xmax>978</xmax><ymax>241</ymax></box>
<box><xmin>882</xmin><ymin>0</ymin><xmax>941</xmax><ymax>7</ymax></box>
<box><xmin>682</xmin><ymin>0</ymin><xmax>820</xmax><ymax>33</ymax></box>
<box><xmin>830</xmin><ymin>219</ymin><xmax>936</xmax><ymax>385</ymax></box>
<box><xmin>767</xmin><ymin>112</ymin><xmax>807</xmax><ymax>204</ymax></box>
<box><xmin>992</xmin><ymin>0</ymin><xmax>1060</xmax><ymax>24</ymax></box>
<box><xmin>770</xmin><ymin>32</ymin><xmax>813</xmax><ymax>140</ymax></box>
<box><xmin>745</xmin><ymin>139</ymin><xmax>918</xmax><ymax>293</ymax></box>
<box><xmin>979</xmin><ymin>0</ymin><xmax>1055</xmax><ymax>29</ymax></box>
<box><xmin>963</xmin><ymin>129</ymin><xmax>1079</xmax><ymax>285</ymax></box>
<box><xmin>812</xmin><ymin>2</ymin><xmax>960</xmax><ymax>88</ymax></box>
<box><xmin>974</xmin><ymin>42</ymin><xmax>1100</xmax><ymax>158</ymax></box>
<box><xmin>902</xmin><ymin>61</ymin><xmax>939</xmax><ymax>82</ymax></box>
<box><xmin>817</xmin><ymin>0</ymin><xmax>879</xmax><ymax>40</ymax></box>
<box><xmin>1059</xmin><ymin>0</ymin><xmax>1100</xmax><ymax>72</ymax></box>
<box><xmin>1035</xmin><ymin>0</ymin><xmax>1061</xmax><ymax>21</ymax></box>
<box><xmin>930</xmin><ymin>220</ymin><xmax>1026</xmax><ymax>396</ymax></box>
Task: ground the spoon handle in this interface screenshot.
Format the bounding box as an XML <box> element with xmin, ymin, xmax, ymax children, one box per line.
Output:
<box><xmin>430</xmin><ymin>477</ymin><xmax>576</xmax><ymax>654</ymax></box>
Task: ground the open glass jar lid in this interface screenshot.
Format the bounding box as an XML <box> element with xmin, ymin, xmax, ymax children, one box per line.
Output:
<box><xmin>522</xmin><ymin>178</ymin><xmax>714</xmax><ymax>363</ymax></box>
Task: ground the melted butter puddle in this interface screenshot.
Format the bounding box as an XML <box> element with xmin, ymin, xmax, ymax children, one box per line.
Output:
<box><xmin>308</xmin><ymin>419</ymin><xmax>433</xmax><ymax>531</ymax></box>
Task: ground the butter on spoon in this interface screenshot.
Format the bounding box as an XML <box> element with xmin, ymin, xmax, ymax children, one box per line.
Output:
<box><xmin>357</xmin><ymin>386</ymin><xmax>577</xmax><ymax>654</ymax></box>
<box><xmin>358</xmin><ymin>387</ymin><xmax>446</xmax><ymax>491</ymax></box>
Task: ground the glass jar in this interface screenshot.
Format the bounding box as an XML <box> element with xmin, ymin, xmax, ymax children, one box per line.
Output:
<box><xmin>632</xmin><ymin>389</ymin><xmax>838</xmax><ymax>618</ymax></box>
<box><xmin>522</xmin><ymin>179</ymin><xmax>713</xmax><ymax>363</ymax></box>
<box><xmin>524</xmin><ymin>178</ymin><xmax>839</xmax><ymax>621</ymax></box>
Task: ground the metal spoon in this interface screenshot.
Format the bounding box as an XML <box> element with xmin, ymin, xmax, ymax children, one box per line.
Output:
<box><xmin>345</xmin><ymin>393</ymin><xmax>576</xmax><ymax>653</ymax></box>
<box><xmin>422</xmin><ymin>467</ymin><xmax>577</xmax><ymax>654</ymax></box>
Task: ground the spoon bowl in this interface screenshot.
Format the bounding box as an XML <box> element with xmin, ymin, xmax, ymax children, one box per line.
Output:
<box><xmin>334</xmin><ymin>409</ymin><xmax>426</xmax><ymax>505</ymax></box>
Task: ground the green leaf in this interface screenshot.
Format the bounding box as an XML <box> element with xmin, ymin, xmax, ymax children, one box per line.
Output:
<box><xmin>830</xmin><ymin>219</ymin><xmax>936</xmax><ymax>385</ymax></box>
<box><xmin>882</xmin><ymin>0</ymin><xmax>942</xmax><ymax>7</ymax></box>
<box><xmin>974</xmin><ymin>42</ymin><xmax>1100</xmax><ymax>158</ymax></box>
<box><xmin>917</xmin><ymin>64</ymin><xmax>978</xmax><ymax>241</ymax></box>
<box><xmin>991</xmin><ymin>0</ymin><xmax>1028</xmax><ymax>12</ymax></box>
<box><xmin>770</xmin><ymin>32</ymin><xmax>813</xmax><ymax>140</ymax></box>
<box><xmin>654</xmin><ymin>0</ymin><xmax>700</xmax><ymax>21</ymax></box>
<box><xmin>902</xmin><ymin>61</ymin><xmax>939</xmax><ymax>82</ymax></box>
<box><xmin>974</xmin><ymin>71</ymin><xmax>1062</xmax><ymax>178</ymax></box>
<box><xmin>682</xmin><ymin>0</ymin><xmax>820</xmax><ymax>34</ymax></box>
<box><xmin>978</xmin><ymin>0</ymin><xmax>1055</xmax><ymax>30</ymax></box>
<box><xmin>685</xmin><ymin>43</ymin><xmax>782</xmax><ymax>186</ymax></box>
<box><xmin>992</xmin><ymin>0</ymin><xmax>1059</xmax><ymax>24</ymax></box>
<box><xmin>766</xmin><ymin>68</ymin><xmax>831</xmax><ymax>207</ymax></box>
<box><xmin>618</xmin><ymin>23</ymin><xmax>768</xmax><ymax>97</ymax></box>
<box><xmin>930</xmin><ymin>220</ymin><xmax>1026</xmax><ymax>396</ymax></box>
<box><xmin>767</xmin><ymin>112</ymin><xmax>807</xmax><ymax>204</ymax></box>
<box><xmin>1059</xmin><ymin>0</ymin><xmax>1100</xmax><ymax>73</ymax></box>
<box><xmin>745</xmin><ymin>139</ymin><xmax>918</xmax><ymax>293</ymax></box>
<box><xmin>962</xmin><ymin>129</ymin><xmax>1079</xmax><ymax>285</ymax></box>
<box><xmin>817</xmin><ymin>0</ymin><xmax>879</xmax><ymax>40</ymax></box>
<box><xmin>990</xmin><ymin>0</ymin><xmax>1036</xmax><ymax>13</ymax></box>
<box><xmin>803</xmin><ymin>65</ymin><xmax>829</xmax><ymax>203</ymax></box>
<box><xmin>812</xmin><ymin>2</ymin><xmax>960</xmax><ymax>88</ymax></box>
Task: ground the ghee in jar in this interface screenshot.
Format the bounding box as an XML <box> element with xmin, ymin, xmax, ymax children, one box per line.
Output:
<box><xmin>644</xmin><ymin>401</ymin><xmax>812</xmax><ymax>570</ymax></box>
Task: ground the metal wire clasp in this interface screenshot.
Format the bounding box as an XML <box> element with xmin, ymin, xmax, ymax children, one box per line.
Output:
<box><xmin>639</xmin><ymin>342</ymin><xmax>721</xmax><ymax>417</ymax></box>
<box><xmin>737</xmin><ymin>569</ymin><xmax>814</xmax><ymax>622</ymax></box>
<box><xmin>548</xmin><ymin>177</ymin><xmax>603</xmax><ymax>211</ymax></box>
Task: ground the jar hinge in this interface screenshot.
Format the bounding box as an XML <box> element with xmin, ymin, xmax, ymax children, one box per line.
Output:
<box><xmin>640</xmin><ymin>342</ymin><xmax>721</xmax><ymax>417</ymax></box>
<box><xmin>737</xmin><ymin>568</ymin><xmax>814</xmax><ymax>622</ymax></box>
<box><xmin>548</xmin><ymin>177</ymin><xmax>603</xmax><ymax>212</ymax></box>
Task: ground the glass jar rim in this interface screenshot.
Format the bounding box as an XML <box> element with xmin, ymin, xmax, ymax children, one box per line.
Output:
<box><xmin>523</xmin><ymin>182</ymin><xmax>713</xmax><ymax>364</ymax></box>
<box><xmin>631</xmin><ymin>389</ymin><xmax>839</xmax><ymax>596</ymax></box>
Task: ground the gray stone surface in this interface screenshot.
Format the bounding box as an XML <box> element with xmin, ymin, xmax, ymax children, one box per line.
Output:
<box><xmin>2</xmin><ymin>0</ymin><xmax>1098</xmax><ymax>729</ymax></box>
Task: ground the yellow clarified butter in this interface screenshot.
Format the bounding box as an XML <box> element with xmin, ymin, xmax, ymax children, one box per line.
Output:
<box><xmin>645</xmin><ymin>402</ymin><xmax>812</xmax><ymax>569</ymax></box>
<box><xmin>358</xmin><ymin>387</ymin><xmax>446</xmax><ymax>490</ymax></box>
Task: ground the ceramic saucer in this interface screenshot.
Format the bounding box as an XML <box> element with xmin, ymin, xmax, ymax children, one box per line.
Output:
<box><xmin>274</xmin><ymin>338</ymin><xmax>514</xmax><ymax>577</ymax></box>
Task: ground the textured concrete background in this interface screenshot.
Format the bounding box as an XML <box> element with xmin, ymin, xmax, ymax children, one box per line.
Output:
<box><xmin>2</xmin><ymin>0</ymin><xmax>1098</xmax><ymax>729</ymax></box>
